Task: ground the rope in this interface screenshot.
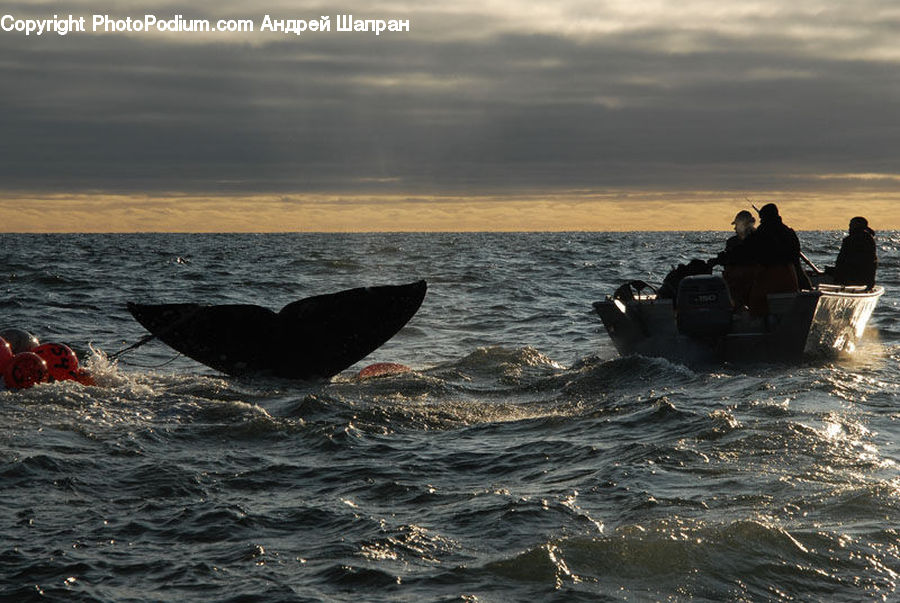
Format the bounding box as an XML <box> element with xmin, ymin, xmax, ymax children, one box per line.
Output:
<box><xmin>116</xmin><ymin>353</ymin><xmax>183</xmax><ymax>369</ymax></box>
<box><xmin>107</xmin><ymin>334</ymin><xmax>156</xmax><ymax>361</ymax></box>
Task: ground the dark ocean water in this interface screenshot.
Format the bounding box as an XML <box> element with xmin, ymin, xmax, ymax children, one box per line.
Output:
<box><xmin>1</xmin><ymin>231</ymin><xmax>899</xmax><ymax>602</ymax></box>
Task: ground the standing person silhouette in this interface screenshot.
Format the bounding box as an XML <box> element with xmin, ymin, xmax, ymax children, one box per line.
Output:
<box><xmin>745</xmin><ymin>203</ymin><xmax>800</xmax><ymax>316</ymax></box>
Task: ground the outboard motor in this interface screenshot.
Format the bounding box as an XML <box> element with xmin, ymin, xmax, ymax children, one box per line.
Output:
<box><xmin>658</xmin><ymin>259</ymin><xmax>713</xmax><ymax>299</ymax></box>
<box><xmin>676</xmin><ymin>275</ymin><xmax>733</xmax><ymax>337</ymax></box>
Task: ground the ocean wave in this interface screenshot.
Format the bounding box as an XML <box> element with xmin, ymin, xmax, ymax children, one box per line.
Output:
<box><xmin>474</xmin><ymin>516</ymin><xmax>900</xmax><ymax>599</ymax></box>
<box><xmin>1</xmin><ymin>232</ymin><xmax>897</xmax><ymax>602</ymax></box>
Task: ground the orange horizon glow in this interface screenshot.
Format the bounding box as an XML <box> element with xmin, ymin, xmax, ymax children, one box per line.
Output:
<box><xmin>1</xmin><ymin>190</ymin><xmax>898</xmax><ymax>233</ymax></box>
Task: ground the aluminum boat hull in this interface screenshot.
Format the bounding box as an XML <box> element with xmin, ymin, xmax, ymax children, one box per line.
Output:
<box><xmin>593</xmin><ymin>283</ymin><xmax>883</xmax><ymax>364</ymax></box>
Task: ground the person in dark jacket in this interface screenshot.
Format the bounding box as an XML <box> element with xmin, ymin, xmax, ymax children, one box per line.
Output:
<box><xmin>711</xmin><ymin>210</ymin><xmax>757</xmax><ymax>265</ymax></box>
<box><xmin>826</xmin><ymin>217</ymin><xmax>878</xmax><ymax>288</ymax></box>
<box><xmin>709</xmin><ymin>210</ymin><xmax>758</xmax><ymax>308</ymax></box>
<box><xmin>746</xmin><ymin>203</ymin><xmax>801</xmax><ymax>315</ymax></box>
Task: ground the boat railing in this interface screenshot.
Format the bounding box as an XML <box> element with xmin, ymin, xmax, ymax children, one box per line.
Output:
<box><xmin>611</xmin><ymin>280</ymin><xmax>659</xmax><ymax>305</ymax></box>
<box><xmin>816</xmin><ymin>283</ymin><xmax>884</xmax><ymax>298</ymax></box>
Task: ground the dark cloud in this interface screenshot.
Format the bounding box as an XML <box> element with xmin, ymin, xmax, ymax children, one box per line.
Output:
<box><xmin>2</xmin><ymin>3</ymin><xmax>899</xmax><ymax>195</ymax></box>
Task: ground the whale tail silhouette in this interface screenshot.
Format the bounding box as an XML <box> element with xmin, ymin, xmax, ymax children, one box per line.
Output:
<box><xmin>127</xmin><ymin>280</ymin><xmax>427</xmax><ymax>380</ymax></box>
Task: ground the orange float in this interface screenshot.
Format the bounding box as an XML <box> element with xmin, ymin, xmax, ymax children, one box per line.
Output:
<box><xmin>70</xmin><ymin>367</ymin><xmax>96</xmax><ymax>386</ymax></box>
<box><xmin>32</xmin><ymin>343</ymin><xmax>80</xmax><ymax>382</ymax></box>
<box><xmin>357</xmin><ymin>362</ymin><xmax>412</xmax><ymax>379</ymax></box>
<box><xmin>0</xmin><ymin>328</ymin><xmax>39</xmax><ymax>354</ymax></box>
<box><xmin>4</xmin><ymin>352</ymin><xmax>50</xmax><ymax>390</ymax></box>
<box><xmin>0</xmin><ymin>337</ymin><xmax>13</xmax><ymax>373</ymax></box>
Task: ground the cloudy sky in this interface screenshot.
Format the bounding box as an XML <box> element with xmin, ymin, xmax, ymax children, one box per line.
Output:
<box><xmin>1</xmin><ymin>0</ymin><xmax>899</xmax><ymax>230</ymax></box>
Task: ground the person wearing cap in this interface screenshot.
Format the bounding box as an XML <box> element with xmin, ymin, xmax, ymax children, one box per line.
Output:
<box><xmin>826</xmin><ymin>217</ymin><xmax>878</xmax><ymax>288</ymax></box>
<box><xmin>745</xmin><ymin>203</ymin><xmax>802</xmax><ymax>315</ymax></box>
<box><xmin>713</xmin><ymin>210</ymin><xmax>757</xmax><ymax>262</ymax></box>
<box><xmin>709</xmin><ymin>210</ymin><xmax>758</xmax><ymax>308</ymax></box>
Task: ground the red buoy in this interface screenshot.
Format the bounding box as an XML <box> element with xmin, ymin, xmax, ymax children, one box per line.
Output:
<box><xmin>357</xmin><ymin>362</ymin><xmax>412</xmax><ymax>379</ymax></box>
<box><xmin>4</xmin><ymin>352</ymin><xmax>49</xmax><ymax>390</ymax></box>
<box><xmin>0</xmin><ymin>337</ymin><xmax>13</xmax><ymax>374</ymax></box>
<box><xmin>32</xmin><ymin>343</ymin><xmax>80</xmax><ymax>382</ymax></box>
<box><xmin>70</xmin><ymin>367</ymin><xmax>96</xmax><ymax>387</ymax></box>
<box><xmin>0</xmin><ymin>328</ymin><xmax>39</xmax><ymax>354</ymax></box>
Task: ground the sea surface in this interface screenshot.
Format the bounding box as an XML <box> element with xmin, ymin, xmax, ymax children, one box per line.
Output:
<box><xmin>1</xmin><ymin>231</ymin><xmax>899</xmax><ymax>602</ymax></box>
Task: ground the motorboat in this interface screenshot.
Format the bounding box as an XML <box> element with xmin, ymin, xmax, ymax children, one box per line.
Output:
<box><xmin>593</xmin><ymin>272</ymin><xmax>883</xmax><ymax>364</ymax></box>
